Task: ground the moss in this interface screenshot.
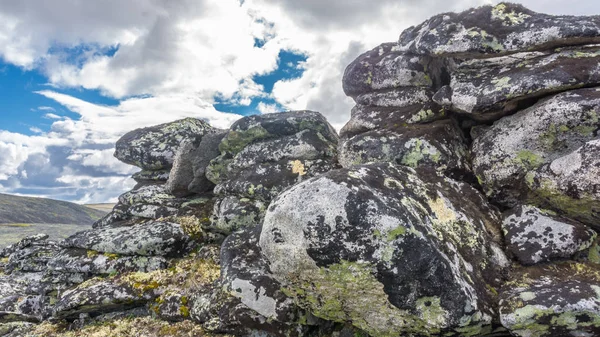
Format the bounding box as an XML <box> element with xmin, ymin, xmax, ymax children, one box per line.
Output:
<box><xmin>179</xmin><ymin>305</ymin><xmax>190</xmax><ymax>318</ymax></box>
<box><xmin>284</xmin><ymin>260</ymin><xmax>472</xmax><ymax>337</ymax></box>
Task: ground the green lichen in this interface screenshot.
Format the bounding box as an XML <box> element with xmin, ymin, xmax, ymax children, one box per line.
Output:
<box><xmin>400</xmin><ymin>139</ymin><xmax>442</xmax><ymax>168</ymax></box>
<box><xmin>386</xmin><ymin>226</ymin><xmax>406</xmax><ymax>241</ymax></box>
<box><xmin>219</xmin><ymin>125</ymin><xmax>271</xmax><ymax>154</ymax></box>
<box><xmin>491</xmin><ymin>3</ymin><xmax>531</xmax><ymax>25</ymax></box>
<box><xmin>284</xmin><ymin>260</ymin><xmax>467</xmax><ymax>337</ymax></box>
<box><xmin>515</xmin><ymin>150</ymin><xmax>543</xmax><ymax>169</ymax></box>
<box><xmin>365</xmin><ymin>71</ymin><xmax>373</xmax><ymax>85</ymax></box>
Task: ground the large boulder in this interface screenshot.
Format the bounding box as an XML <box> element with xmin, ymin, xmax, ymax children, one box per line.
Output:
<box><xmin>338</xmin><ymin>120</ymin><xmax>471</xmax><ymax>180</ymax></box>
<box><xmin>502</xmin><ymin>205</ymin><xmax>596</xmax><ymax>265</ymax></box>
<box><xmin>206</xmin><ymin>111</ymin><xmax>339</xmax><ymax>234</ymax></box>
<box><xmin>526</xmin><ymin>139</ymin><xmax>600</xmax><ymax>229</ymax></box>
<box><xmin>260</xmin><ymin>163</ymin><xmax>507</xmax><ymax>336</ymax></box>
<box><xmin>114</xmin><ymin>117</ymin><xmax>214</xmax><ymax>170</ymax></box>
<box><xmin>471</xmin><ymin>87</ymin><xmax>600</xmax><ymax>207</ymax></box>
<box><xmin>435</xmin><ymin>46</ymin><xmax>600</xmax><ymax>119</ymax></box>
<box><xmin>398</xmin><ymin>3</ymin><xmax>600</xmax><ymax>57</ymax></box>
<box><xmin>499</xmin><ymin>262</ymin><xmax>600</xmax><ymax>336</ymax></box>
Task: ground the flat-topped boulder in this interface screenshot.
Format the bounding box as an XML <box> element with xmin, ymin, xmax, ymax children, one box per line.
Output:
<box><xmin>398</xmin><ymin>3</ymin><xmax>600</xmax><ymax>57</ymax></box>
<box><xmin>114</xmin><ymin>117</ymin><xmax>214</xmax><ymax>171</ymax></box>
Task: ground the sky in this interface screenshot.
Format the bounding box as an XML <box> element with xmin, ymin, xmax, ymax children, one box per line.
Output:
<box><xmin>0</xmin><ymin>0</ymin><xmax>598</xmax><ymax>204</ymax></box>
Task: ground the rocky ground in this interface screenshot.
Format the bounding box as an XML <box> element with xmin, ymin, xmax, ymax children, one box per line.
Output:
<box><xmin>1</xmin><ymin>3</ymin><xmax>600</xmax><ymax>337</ymax></box>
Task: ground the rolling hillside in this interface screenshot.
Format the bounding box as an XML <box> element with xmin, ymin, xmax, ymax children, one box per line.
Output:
<box><xmin>0</xmin><ymin>193</ymin><xmax>107</xmax><ymax>225</ymax></box>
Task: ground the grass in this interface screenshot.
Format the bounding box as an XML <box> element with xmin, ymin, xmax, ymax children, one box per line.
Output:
<box><xmin>0</xmin><ymin>223</ymin><xmax>91</xmax><ymax>248</ymax></box>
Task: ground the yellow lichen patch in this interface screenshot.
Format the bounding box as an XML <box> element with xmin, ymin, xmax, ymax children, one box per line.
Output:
<box><xmin>119</xmin><ymin>256</ymin><xmax>220</xmax><ymax>299</ymax></box>
<box><xmin>290</xmin><ymin>160</ymin><xmax>307</xmax><ymax>176</ymax></box>
<box><xmin>86</xmin><ymin>250</ymin><xmax>100</xmax><ymax>259</ymax></box>
<box><xmin>175</xmin><ymin>216</ymin><xmax>205</xmax><ymax>241</ymax></box>
<box><xmin>491</xmin><ymin>3</ymin><xmax>531</xmax><ymax>25</ymax></box>
<box><xmin>26</xmin><ymin>317</ymin><xmax>232</xmax><ymax>337</ymax></box>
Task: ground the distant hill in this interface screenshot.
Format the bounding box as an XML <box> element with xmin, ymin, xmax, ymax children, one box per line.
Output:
<box><xmin>0</xmin><ymin>193</ymin><xmax>107</xmax><ymax>225</ymax></box>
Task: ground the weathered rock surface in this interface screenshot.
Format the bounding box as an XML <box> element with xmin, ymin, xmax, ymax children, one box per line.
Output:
<box><xmin>398</xmin><ymin>3</ymin><xmax>600</xmax><ymax>57</ymax></box>
<box><xmin>339</xmin><ymin>120</ymin><xmax>471</xmax><ymax>179</ymax></box>
<box><xmin>342</xmin><ymin>42</ymin><xmax>432</xmax><ymax>98</ymax></box>
<box><xmin>260</xmin><ymin>163</ymin><xmax>506</xmax><ymax>336</ymax></box>
<box><xmin>526</xmin><ymin>139</ymin><xmax>600</xmax><ymax>229</ymax></box>
<box><xmin>502</xmin><ymin>205</ymin><xmax>596</xmax><ymax>265</ymax></box>
<box><xmin>206</xmin><ymin>111</ymin><xmax>339</xmax><ymax>235</ymax></box>
<box><xmin>436</xmin><ymin>46</ymin><xmax>600</xmax><ymax>118</ymax></box>
<box><xmin>472</xmin><ymin>87</ymin><xmax>600</xmax><ymax>207</ymax></box>
<box><xmin>47</xmin><ymin>248</ymin><xmax>168</xmax><ymax>275</ymax></box>
<box><xmin>114</xmin><ymin>117</ymin><xmax>214</xmax><ymax>170</ymax></box>
<box><xmin>499</xmin><ymin>262</ymin><xmax>600</xmax><ymax>337</ymax></box>
<box><xmin>62</xmin><ymin>221</ymin><xmax>193</xmax><ymax>257</ymax></box>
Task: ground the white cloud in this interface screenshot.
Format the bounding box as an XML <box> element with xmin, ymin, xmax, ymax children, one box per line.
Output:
<box><xmin>43</xmin><ymin>113</ymin><xmax>62</xmax><ymax>119</ymax></box>
<box><xmin>257</xmin><ymin>102</ymin><xmax>279</xmax><ymax>114</ymax></box>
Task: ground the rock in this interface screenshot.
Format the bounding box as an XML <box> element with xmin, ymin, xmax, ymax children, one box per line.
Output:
<box><xmin>53</xmin><ymin>277</ymin><xmax>157</xmax><ymax>319</ymax></box>
<box><xmin>216</xmin><ymin>110</ymin><xmax>338</xmax><ymax>156</ymax></box>
<box><xmin>118</xmin><ymin>185</ymin><xmax>178</xmax><ymax>208</ymax></box>
<box><xmin>0</xmin><ymin>234</ymin><xmax>48</xmax><ymax>258</ymax></box>
<box><xmin>131</xmin><ymin>170</ymin><xmax>170</xmax><ymax>184</ymax></box>
<box><xmin>338</xmin><ymin>120</ymin><xmax>471</xmax><ymax>180</ymax></box>
<box><xmin>188</xmin><ymin>130</ymin><xmax>227</xmax><ymax>194</ymax></box>
<box><xmin>398</xmin><ymin>3</ymin><xmax>600</xmax><ymax>57</ymax></box>
<box><xmin>0</xmin><ymin>322</ymin><xmax>34</xmax><ymax>336</ymax></box>
<box><xmin>92</xmin><ymin>203</ymin><xmax>131</xmax><ymax>229</ymax></box>
<box><xmin>342</xmin><ymin>42</ymin><xmax>432</xmax><ymax>98</ymax></box>
<box><xmin>127</xmin><ymin>204</ymin><xmax>178</xmax><ymax>220</ymax></box>
<box><xmin>214</xmin><ymin>159</ymin><xmax>338</xmax><ymax>202</ymax></box>
<box><xmin>526</xmin><ymin>139</ymin><xmax>600</xmax><ymax>229</ymax></box>
<box><xmin>499</xmin><ymin>262</ymin><xmax>600</xmax><ymax>336</ymax></box>
<box><xmin>221</xmin><ymin>225</ymin><xmax>300</xmax><ymax>324</ymax></box>
<box><xmin>226</xmin><ymin>129</ymin><xmax>337</xmax><ymax>177</ymax></box>
<box><xmin>165</xmin><ymin>141</ymin><xmax>197</xmax><ymax>198</ymax></box>
<box><xmin>62</xmin><ymin>221</ymin><xmax>193</xmax><ymax>257</ymax></box>
<box><xmin>5</xmin><ymin>241</ymin><xmax>60</xmax><ymax>273</ymax></box>
<box><xmin>260</xmin><ymin>163</ymin><xmax>506</xmax><ymax>336</ymax></box>
<box><xmin>436</xmin><ymin>46</ymin><xmax>600</xmax><ymax>118</ymax></box>
<box><xmin>339</xmin><ymin>103</ymin><xmax>446</xmax><ymax>139</ymax></box>
<box><xmin>47</xmin><ymin>248</ymin><xmax>168</xmax><ymax>275</ymax></box>
<box><xmin>355</xmin><ymin>87</ymin><xmax>435</xmax><ymax>108</ymax></box>
<box><xmin>211</xmin><ymin>197</ymin><xmax>266</xmax><ymax>234</ymax></box>
<box><xmin>502</xmin><ymin>205</ymin><xmax>597</xmax><ymax>265</ymax></box>
<box><xmin>471</xmin><ymin>87</ymin><xmax>600</xmax><ymax>207</ymax></box>
<box><xmin>114</xmin><ymin>117</ymin><xmax>214</xmax><ymax>170</ymax></box>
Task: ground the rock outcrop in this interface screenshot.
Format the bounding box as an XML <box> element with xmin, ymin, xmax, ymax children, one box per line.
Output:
<box><xmin>2</xmin><ymin>3</ymin><xmax>600</xmax><ymax>337</ymax></box>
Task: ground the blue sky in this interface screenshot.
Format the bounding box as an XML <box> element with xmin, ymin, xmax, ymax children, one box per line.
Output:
<box><xmin>1</xmin><ymin>49</ymin><xmax>306</xmax><ymax>136</ymax></box>
<box><xmin>0</xmin><ymin>0</ymin><xmax>597</xmax><ymax>204</ymax></box>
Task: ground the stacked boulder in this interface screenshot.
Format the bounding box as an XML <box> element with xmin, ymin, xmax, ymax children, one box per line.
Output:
<box><xmin>206</xmin><ymin>111</ymin><xmax>339</xmax><ymax>234</ymax></box>
<box><xmin>339</xmin><ymin>43</ymin><xmax>472</xmax><ymax>182</ymax></box>
<box><xmin>331</xmin><ymin>2</ymin><xmax>600</xmax><ymax>336</ymax></box>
